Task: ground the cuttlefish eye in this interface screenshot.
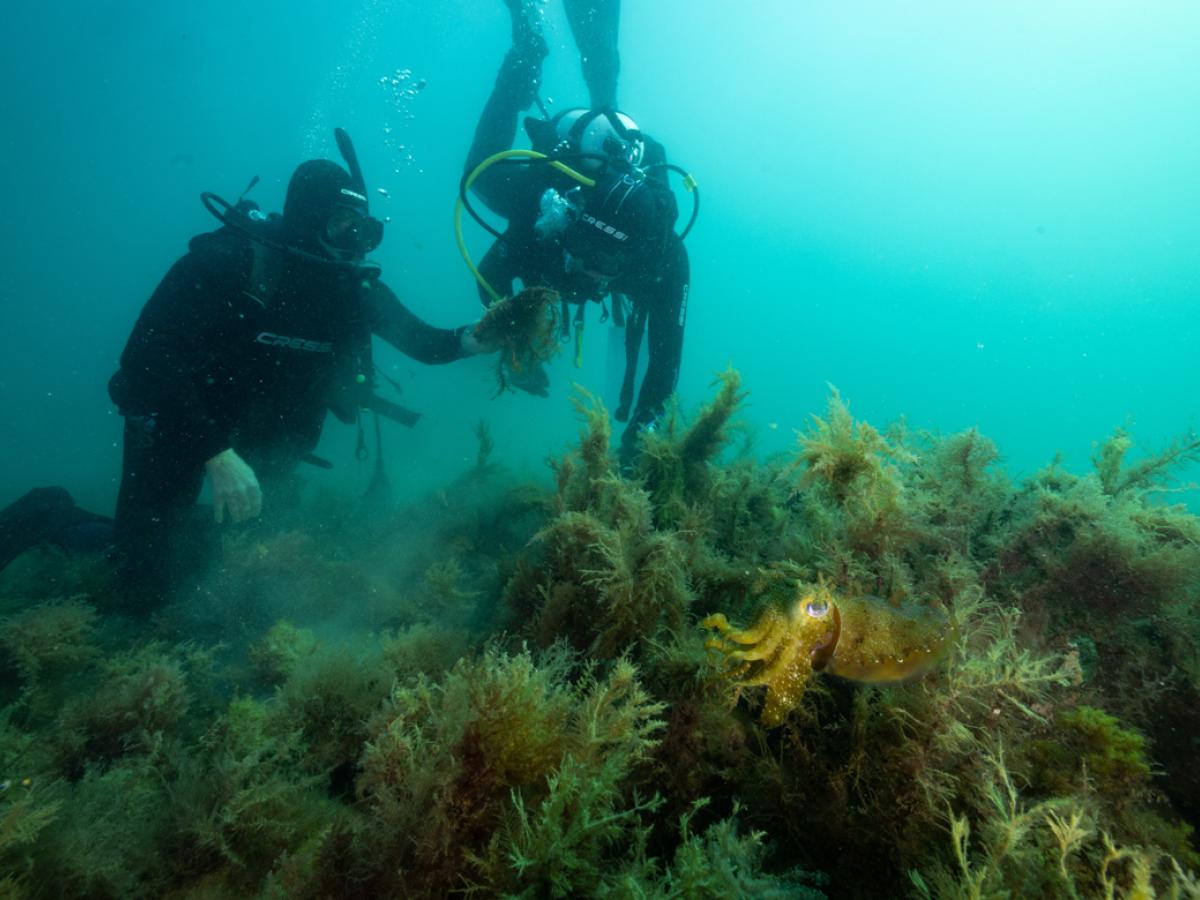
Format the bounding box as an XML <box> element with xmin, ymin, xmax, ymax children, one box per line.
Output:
<box><xmin>804</xmin><ymin>599</ymin><xmax>830</xmax><ymax>619</ymax></box>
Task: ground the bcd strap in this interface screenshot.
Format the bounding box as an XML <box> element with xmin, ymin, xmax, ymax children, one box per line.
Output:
<box><xmin>611</xmin><ymin>292</ymin><xmax>628</xmax><ymax>327</ymax></box>
<box><xmin>573</xmin><ymin>303</ymin><xmax>586</xmax><ymax>369</ymax></box>
<box><xmin>355</xmin><ymin>409</ymin><xmax>369</xmax><ymax>461</ymax></box>
<box><xmin>243</xmin><ymin>241</ymin><xmax>283</xmax><ymax>307</ymax></box>
<box><xmin>559</xmin><ymin>298</ymin><xmax>572</xmax><ymax>341</ymax></box>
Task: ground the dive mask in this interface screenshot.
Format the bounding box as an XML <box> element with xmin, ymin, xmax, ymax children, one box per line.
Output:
<box><xmin>323</xmin><ymin>197</ymin><xmax>383</xmax><ymax>258</ymax></box>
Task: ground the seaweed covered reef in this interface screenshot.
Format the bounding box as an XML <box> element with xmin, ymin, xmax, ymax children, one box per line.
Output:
<box><xmin>0</xmin><ymin>379</ymin><xmax>1198</xmax><ymax>898</ymax></box>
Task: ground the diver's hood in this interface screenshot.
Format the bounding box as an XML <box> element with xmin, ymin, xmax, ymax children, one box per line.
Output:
<box><xmin>282</xmin><ymin>142</ymin><xmax>382</xmax><ymax>259</ymax></box>
<box><xmin>283</xmin><ymin>159</ymin><xmax>367</xmax><ymax>240</ymax></box>
<box><xmin>201</xmin><ymin>128</ymin><xmax>383</xmax><ymax>271</ymax></box>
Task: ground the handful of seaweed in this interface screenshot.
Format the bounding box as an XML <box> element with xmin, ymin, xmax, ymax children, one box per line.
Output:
<box><xmin>474</xmin><ymin>286</ymin><xmax>561</xmax><ymax>393</ymax></box>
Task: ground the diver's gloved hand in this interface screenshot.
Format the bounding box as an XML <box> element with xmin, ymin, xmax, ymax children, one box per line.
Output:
<box><xmin>205</xmin><ymin>448</ymin><xmax>263</xmax><ymax>524</ymax></box>
<box><xmin>505</xmin><ymin>360</ymin><xmax>550</xmax><ymax>398</ymax></box>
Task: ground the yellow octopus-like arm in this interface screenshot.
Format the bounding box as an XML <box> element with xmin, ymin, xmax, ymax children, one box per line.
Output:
<box><xmin>702</xmin><ymin>585</ymin><xmax>840</xmax><ymax>726</ymax></box>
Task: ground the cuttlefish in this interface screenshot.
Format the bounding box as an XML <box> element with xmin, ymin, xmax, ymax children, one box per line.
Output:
<box><xmin>701</xmin><ymin>578</ymin><xmax>953</xmax><ymax>726</ymax></box>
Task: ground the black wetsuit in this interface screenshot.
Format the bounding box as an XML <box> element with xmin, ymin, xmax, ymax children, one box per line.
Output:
<box><xmin>562</xmin><ymin>0</ymin><xmax>621</xmax><ymax>109</ymax></box>
<box><xmin>0</xmin><ymin>487</ymin><xmax>112</xmax><ymax>572</ymax></box>
<box><xmin>108</xmin><ymin>224</ymin><xmax>467</xmax><ymax>601</ymax></box>
<box><xmin>465</xmin><ymin>8</ymin><xmax>690</xmax><ymax>460</ymax></box>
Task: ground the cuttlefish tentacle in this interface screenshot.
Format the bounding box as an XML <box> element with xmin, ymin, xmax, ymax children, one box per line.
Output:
<box><xmin>701</xmin><ymin>611</ymin><xmax>791</xmax><ymax>680</ymax></box>
<box><xmin>702</xmin><ymin>578</ymin><xmax>951</xmax><ymax>726</ymax></box>
<box><xmin>702</xmin><ymin>609</ymin><xmax>784</xmax><ymax>647</ymax></box>
<box><xmin>728</xmin><ymin>618</ymin><xmax>791</xmax><ymax>663</ymax></box>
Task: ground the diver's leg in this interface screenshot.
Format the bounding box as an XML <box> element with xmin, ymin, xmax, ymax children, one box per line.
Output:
<box><xmin>0</xmin><ymin>487</ymin><xmax>111</xmax><ymax>571</ymax></box>
<box><xmin>616</xmin><ymin>302</ymin><xmax>647</xmax><ymax>422</ymax></box>
<box><xmin>502</xmin><ymin>0</ymin><xmax>547</xmax><ymax>52</ymax></box>
<box><xmin>464</xmin><ymin>3</ymin><xmax>549</xmax><ymax>219</ymax></box>
<box><xmin>563</xmin><ymin>0</ymin><xmax>620</xmax><ymax>109</ymax></box>
<box><xmin>112</xmin><ymin>416</ymin><xmax>206</xmax><ymax>610</ymax></box>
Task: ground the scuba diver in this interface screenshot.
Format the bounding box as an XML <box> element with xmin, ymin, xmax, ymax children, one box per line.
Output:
<box><xmin>105</xmin><ymin>129</ymin><xmax>493</xmax><ymax>608</ymax></box>
<box><xmin>461</xmin><ymin>0</ymin><xmax>698</xmax><ymax>467</ymax></box>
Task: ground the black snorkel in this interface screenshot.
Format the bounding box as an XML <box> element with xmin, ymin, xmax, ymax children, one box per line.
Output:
<box><xmin>334</xmin><ymin>127</ymin><xmax>368</xmax><ymax>202</ymax></box>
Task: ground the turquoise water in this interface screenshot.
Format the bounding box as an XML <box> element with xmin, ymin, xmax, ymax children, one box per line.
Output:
<box><xmin>1</xmin><ymin>1</ymin><xmax>1197</xmax><ymax>513</ymax></box>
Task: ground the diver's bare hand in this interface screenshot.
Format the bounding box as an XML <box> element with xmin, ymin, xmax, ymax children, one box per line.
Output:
<box><xmin>460</xmin><ymin>325</ymin><xmax>487</xmax><ymax>355</ymax></box>
<box><xmin>205</xmin><ymin>448</ymin><xmax>262</xmax><ymax>524</ymax></box>
<box><xmin>460</xmin><ymin>322</ymin><xmax>499</xmax><ymax>355</ymax></box>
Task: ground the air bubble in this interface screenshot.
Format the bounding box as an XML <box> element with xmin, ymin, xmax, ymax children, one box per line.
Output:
<box><xmin>378</xmin><ymin>65</ymin><xmax>427</xmax><ymax>168</ymax></box>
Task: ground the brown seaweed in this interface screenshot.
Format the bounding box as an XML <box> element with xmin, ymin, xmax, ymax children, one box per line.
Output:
<box><xmin>473</xmin><ymin>286</ymin><xmax>561</xmax><ymax>393</ymax></box>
